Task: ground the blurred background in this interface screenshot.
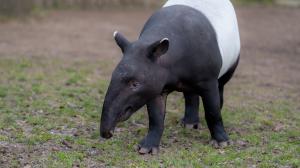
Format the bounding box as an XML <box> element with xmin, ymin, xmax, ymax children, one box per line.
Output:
<box><xmin>0</xmin><ymin>0</ymin><xmax>298</xmax><ymax>17</ymax></box>
<box><xmin>0</xmin><ymin>0</ymin><xmax>299</xmax><ymax>167</ymax></box>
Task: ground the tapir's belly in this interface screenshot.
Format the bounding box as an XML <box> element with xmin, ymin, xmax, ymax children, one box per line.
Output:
<box><xmin>163</xmin><ymin>0</ymin><xmax>241</xmax><ymax>78</ymax></box>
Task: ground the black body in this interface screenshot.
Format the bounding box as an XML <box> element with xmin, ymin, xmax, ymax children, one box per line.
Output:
<box><xmin>100</xmin><ymin>6</ymin><xmax>239</xmax><ymax>154</ymax></box>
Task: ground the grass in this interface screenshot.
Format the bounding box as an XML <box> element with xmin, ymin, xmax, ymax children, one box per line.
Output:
<box><xmin>0</xmin><ymin>56</ymin><xmax>299</xmax><ymax>168</ymax></box>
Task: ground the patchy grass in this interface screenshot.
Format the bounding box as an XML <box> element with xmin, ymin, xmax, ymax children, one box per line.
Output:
<box><xmin>0</xmin><ymin>56</ymin><xmax>299</xmax><ymax>168</ymax></box>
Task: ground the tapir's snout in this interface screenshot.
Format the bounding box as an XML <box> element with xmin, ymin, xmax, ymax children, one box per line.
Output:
<box><xmin>100</xmin><ymin>130</ymin><xmax>114</xmax><ymax>139</ymax></box>
<box><xmin>100</xmin><ymin>117</ymin><xmax>115</xmax><ymax>139</ymax></box>
<box><xmin>100</xmin><ymin>106</ymin><xmax>116</xmax><ymax>139</ymax></box>
<box><xmin>100</xmin><ymin>95</ymin><xmax>118</xmax><ymax>139</ymax></box>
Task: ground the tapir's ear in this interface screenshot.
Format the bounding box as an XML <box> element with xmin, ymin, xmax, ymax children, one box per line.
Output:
<box><xmin>148</xmin><ymin>38</ymin><xmax>169</xmax><ymax>62</ymax></box>
<box><xmin>113</xmin><ymin>31</ymin><xmax>130</xmax><ymax>53</ymax></box>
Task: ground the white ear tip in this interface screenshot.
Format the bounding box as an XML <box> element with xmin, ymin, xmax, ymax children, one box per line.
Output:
<box><xmin>113</xmin><ymin>31</ymin><xmax>118</xmax><ymax>38</ymax></box>
<box><xmin>160</xmin><ymin>38</ymin><xmax>169</xmax><ymax>43</ymax></box>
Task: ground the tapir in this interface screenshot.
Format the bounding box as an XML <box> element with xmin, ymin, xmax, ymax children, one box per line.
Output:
<box><xmin>100</xmin><ymin>0</ymin><xmax>241</xmax><ymax>154</ymax></box>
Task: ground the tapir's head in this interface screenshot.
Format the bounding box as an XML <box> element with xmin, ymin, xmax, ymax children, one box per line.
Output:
<box><xmin>100</xmin><ymin>31</ymin><xmax>169</xmax><ymax>139</ymax></box>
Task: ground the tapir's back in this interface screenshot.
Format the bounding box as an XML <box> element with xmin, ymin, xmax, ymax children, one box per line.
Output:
<box><xmin>163</xmin><ymin>0</ymin><xmax>241</xmax><ymax>77</ymax></box>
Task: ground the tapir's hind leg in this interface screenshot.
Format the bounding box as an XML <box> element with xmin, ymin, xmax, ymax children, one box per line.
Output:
<box><xmin>181</xmin><ymin>92</ymin><xmax>200</xmax><ymax>129</ymax></box>
<box><xmin>202</xmin><ymin>56</ymin><xmax>239</xmax><ymax>148</ymax></box>
<box><xmin>200</xmin><ymin>80</ymin><xmax>231</xmax><ymax>148</ymax></box>
<box><xmin>218</xmin><ymin>56</ymin><xmax>240</xmax><ymax>109</ymax></box>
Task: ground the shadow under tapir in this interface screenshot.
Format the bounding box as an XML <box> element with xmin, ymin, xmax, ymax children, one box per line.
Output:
<box><xmin>100</xmin><ymin>0</ymin><xmax>241</xmax><ymax>154</ymax></box>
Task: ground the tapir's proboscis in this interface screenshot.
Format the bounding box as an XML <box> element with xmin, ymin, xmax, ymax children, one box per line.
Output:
<box><xmin>100</xmin><ymin>0</ymin><xmax>241</xmax><ymax>154</ymax></box>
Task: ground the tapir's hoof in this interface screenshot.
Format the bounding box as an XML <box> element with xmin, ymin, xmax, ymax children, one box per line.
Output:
<box><xmin>137</xmin><ymin>145</ymin><xmax>159</xmax><ymax>155</ymax></box>
<box><xmin>184</xmin><ymin>123</ymin><xmax>200</xmax><ymax>129</ymax></box>
<box><xmin>181</xmin><ymin>119</ymin><xmax>200</xmax><ymax>129</ymax></box>
<box><xmin>209</xmin><ymin>139</ymin><xmax>233</xmax><ymax>149</ymax></box>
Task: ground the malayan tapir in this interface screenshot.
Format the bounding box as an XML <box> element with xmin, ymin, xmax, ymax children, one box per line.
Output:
<box><xmin>100</xmin><ymin>0</ymin><xmax>241</xmax><ymax>154</ymax></box>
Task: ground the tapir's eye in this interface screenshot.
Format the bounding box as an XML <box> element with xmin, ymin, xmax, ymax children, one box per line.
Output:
<box><xmin>128</xmin><ymin>80</ymin><xmax>141</xmax><ymax>90</ymax></box>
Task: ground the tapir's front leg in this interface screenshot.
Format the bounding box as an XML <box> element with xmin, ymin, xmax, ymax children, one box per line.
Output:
<box><xmin>138</xmin><ymin>94</ymin><xmax>167</xmax><ymax>155</ymax></box>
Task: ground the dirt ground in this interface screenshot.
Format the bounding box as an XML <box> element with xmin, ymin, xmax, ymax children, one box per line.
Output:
<box><xmin>0</xmin><ymin>5</ymin><xmax>299</xmax><ymax>167</ymax></box>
